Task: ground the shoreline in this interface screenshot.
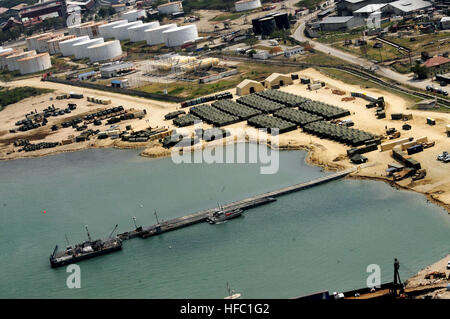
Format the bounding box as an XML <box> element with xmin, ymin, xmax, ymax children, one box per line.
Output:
<box><xmin>2</xmin><ymin>136</ymin><xmax>448</xmax><ymax>214</ymax></box>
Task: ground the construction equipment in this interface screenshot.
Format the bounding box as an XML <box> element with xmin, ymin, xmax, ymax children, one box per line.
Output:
<box><xmin>41</xmin><ymin>72</ymin><xmax>52</xmax><ymax>81</ymax></box>
<box><xmin>411</xmin><ymin>169</ymin><xmax>426</xmax><ymax>181</ymax></box>
<box><xmin>392</xmin><ymin>168</ymin><xmax>413</xmax><ymax>181</ymax></box>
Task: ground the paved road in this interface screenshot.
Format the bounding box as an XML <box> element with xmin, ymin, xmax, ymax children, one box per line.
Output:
<box><xmin>292</xmin><ymin>14</ymin><xmax>436</xmax><ymax>91</ymax></box>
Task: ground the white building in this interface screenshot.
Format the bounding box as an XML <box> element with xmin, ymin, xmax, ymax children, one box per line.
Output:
<box><xmin>235</xmin><ymin>0</ymin><xmax>262</xmax><ymax>12</ymax></box>
<box><xmin>17</xmin><ymin>53</ymin><xmax>52</xmax><ymax>75</ymax></box>
<box><xmin>157</xmin><ymin>1</ymin><xmax>183</xmax><ymax>15</ymax></box>
<box><xmin>354</xmin><ymin>4</ymin><xmax>388</xmax><ymax>17</ymax></box>
<box><xmin>385</xmin><ymin>0</ymin><xmax>432</xmax><ymax>16</ymax></box>
<box><xmin>128</xmin><ymin>21</ymin><xmax>160</xmax><ymax>42</ymax></box>
<box><xmin>87</xmin><ymin>40</ymin><xmax>123</xmax><ymax>62</ymax></box>
<box><xmin>284</xmin><ymin>46</ymin><xmax>304</xmax><ymax>57</ymax></box>
<box><xmin>145</xmin><ymin>24</ymin><xmax>177</xmax><ymax>46</ymax></box>
<box><xmin>253</xmin><ymin>50</ymin><xmax>270</xmax><ymax>60</ymax></box>
<box><xmin>163</xmin><ymin>24</ymin><xmax>198</xmax><ymax>47</ymax></box>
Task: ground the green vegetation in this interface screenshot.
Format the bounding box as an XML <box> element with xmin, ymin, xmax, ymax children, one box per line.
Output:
<box><xmin>0</xmin><ymin>86</ymin><xmax>52</xmax><ymax>111</ymax></box>
<box><xmin>295</xmin><ymin>0</ymin><xmax>323</xmax><ymax>10</ymax></box>
<box><xmin>410</xmin><ymin>64</ymin><xmax>428</xmax><ymax>79</ymax></box>
<box><xmin>210</xmin><ymin>12</ymin><xmax>245</xmax><ymax>22</ymax></box>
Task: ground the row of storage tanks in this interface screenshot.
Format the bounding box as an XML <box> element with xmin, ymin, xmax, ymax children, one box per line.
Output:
<box><xmin>1</xmin><ymin>45</ymin><xmax>52</xmax><ymax>75</ymax></box>
<box><xmin>252</xmin><ymin>12</ymin><xmax>290</xmax><ymax>36</ymax></box>
<box><xmin>154</xmin><ymin>56</ymin><xmax>219</xmax><ymax>73</ymax></box>
<box><xmin>98</xmin><ymin>19</ymin><xmax>199</xmax><ymax>47</ymax></box>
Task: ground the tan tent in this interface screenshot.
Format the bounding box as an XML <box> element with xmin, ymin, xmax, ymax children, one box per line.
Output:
<box><xmin>263</xmin><ymin>73</ymin><xmax>293</xmax><ymax>89</ymax></box>
<box><xmin>236</xmin><ymin>79</ymin><xmax>265</xmax><ymax>96</ymax></box>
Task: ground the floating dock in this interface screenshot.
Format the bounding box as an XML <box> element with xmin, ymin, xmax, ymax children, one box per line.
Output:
<box><xmin>118</xmin><ymin>167</ymin><xmax>356</xmax><ymax>241</ymax></box>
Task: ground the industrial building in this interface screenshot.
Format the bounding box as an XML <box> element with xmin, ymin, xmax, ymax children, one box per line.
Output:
<box><xmin>353</xmin><ymin>4</ymin><xmax>388</xmax><ymax>17</ymax></box>
<box><xmin>87</xmin><ymin>40</ymin><xmax>123</xmax><ymax>62</ymax></box>
<box><xmin>99</xmin><ymin>20</ymin><xmax>128</xmax><ymax>39</ymax></box>
<box><xmin>73</xmin><ymin>38</ymin><xmax>105</xmax><ymax>59</ymax></box>
<box><xmin>163</xmin><ymin>24</ymin><xmax>198</xmax><ymax>47</ymax></box>
<box><xmin>384</xmin><ymin>0</ymin><xmax>432</xmax><ymax>16</ymax></box>
<box><xmin>144</xmin><ymin>24</ymin><xmax>177</xmax><ymax>46</ymax></box>
<box><xmin>59</xmin><ymin>36</ymin><xmax>89</xmax><ymax>56</ymax></box>
<box><xmin>113</xmin><ymin>21</ymin><xmax>143</xmax><ymax>41</ymax></box>
<box><xmin>284</xmin><ymin>46</ymin><xmax>304</xmax><ymax>57</ymax></box>
<box><xmin>157</xmin><ymin>1</ymin><xmax>183</xmax><ymax>15</ymax></box>
<box><xmin>337</xmin><ymin>0</ymin><xmax>392</xmax><ymax>16</ymax></box>
<box><xmin>6</xmin><ymin>50</ymin><xmax>36</xmax><ymax>71</ymax></box>
<box><xmin>17</xmin><ymin>53</ymin><xmax>52</xmax><ymax>75</ymax></box>
<box><xmin>47</xmin><ymin>35</ymin><xmax>76</xmax><ymax>55</ymax></box>
<box><xmin>19</xmin><ymin>0</ymin><xmax>67</xmax><ymax>19</ymax></box>
<box><xmin>121</xmin><ymin>9</ymin><xmax>147</xmax><ymax>22</ymax></box>
<box><xmin>100</xmin><ymin>62</ymin><xmax>135</xmax><ymax>78</ymax></box>
<box><xmin>421</xmin><ymin>56</ymin><xmax>450</xmax><ymax>77</ymax></box>
<box><xmin>236</xmin><ymin>79</ymin><xmax>265</xmax><ymax>96</ymax></box>
<box><xmin>128</xmin><ymin>21</ymin><xmax>160</xmax><ymax>42</ymax></box>
<box><xmin>319</xmin><ymin>16</ymin><xmax>365</xmax><ymax>31</ymax></box>
<box><xmin>263</xmin><ymin>73</ymin><xmax>293</xmax><ymax>88</ymax></box>
<box><xmin>235</xmin><ymin>0</ymin><xmax>262</xmax><ymax>12</ymax></box>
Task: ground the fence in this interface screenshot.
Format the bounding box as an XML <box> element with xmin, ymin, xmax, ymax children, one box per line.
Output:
<box><xmin>46</xmin><ymin>77</ymin><xmax>184</xmax><ymax>103</ymax></box>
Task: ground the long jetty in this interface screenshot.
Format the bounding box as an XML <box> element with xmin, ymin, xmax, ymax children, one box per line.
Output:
<box><xmin>118</xmin><ymin>167</ymin><xmax>356</xmax><ymax>241</ymax></box>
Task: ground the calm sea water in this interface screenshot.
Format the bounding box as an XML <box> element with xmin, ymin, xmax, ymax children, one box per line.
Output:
<box><xmin>0</xmin><ymin>145</ymin><xmax>448</xmax><ymax>298</ymax></box>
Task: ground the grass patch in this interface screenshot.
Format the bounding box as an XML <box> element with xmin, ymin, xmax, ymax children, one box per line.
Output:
<box><xmin>0</xmin><ymin>86</ymin><xmax>53</xmax><ymax>111</ymax></box>
<box><xmin>210</xmin><ymin>12</ymin><xmax>245</xmax><ymax>22</ymax></box>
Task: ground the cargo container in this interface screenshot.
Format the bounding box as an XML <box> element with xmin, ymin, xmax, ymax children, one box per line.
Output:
<box><xmin>407</xmin><ymin>144</ymin><xmax>423</xmax><ymax>155</ymax></box>
<box><xmin>391</xmin><ymin>113</ymin><xmax>403</xmax><ymax>120</ymax></box>
<box><xmin>426</xmin><ymin>117</ymin><xmax>435</xmax><ymax>125</ymax></box>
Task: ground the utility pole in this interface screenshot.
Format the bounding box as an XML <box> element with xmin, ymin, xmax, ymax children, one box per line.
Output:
<box><xmin>154</xmin><ymin>209</ymin><xmax>160</xmax><ymax>224</ymax></box>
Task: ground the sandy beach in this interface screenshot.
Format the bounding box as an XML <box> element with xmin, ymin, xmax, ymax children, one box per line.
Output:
<box><xmin>1</xmin><ymin>68</ymin><xmax>449</xmax><ymax>215</ymax></box>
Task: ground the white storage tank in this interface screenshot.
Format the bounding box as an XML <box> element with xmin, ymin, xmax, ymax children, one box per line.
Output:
<box><xmin>235</xmin><ymin>0</ymin><xmax>262</xmax><ymax>12</ymax></box>
<box><xmin>47</xmin><ymin>35</ymin><xmax>76</xmax><ymax>55</ymax></box>
<box><xmin>36</xmin><ymin>34</ymin><xmax>64</xmax><ymax>53</ymax></box>
<box><xmin>6</xmin><ymin>50</ymin><xmax>36</xmax><ymax>71</ymax></box>
<box><xmin>59</xmin><ymin>36</ymin><xmax>90</xmax><ymax>56</ymax></box>
<box><xmin>99</xmin><ymin>20</ymin><xmax>128</xmax><ymax>39</ymax></box>
<box><xmin>163</xmin><ymin>24</ymin><xmax>198</xmax><ymax>47</ymax></box>
<box><xmin>128</xmin><ymin>21</ymin><xmax>160</xmax><ymax>42</ymax></box>
<box><xmin>157</xmin><ymin>1</ymin><xmax>183</xmax><ymax>15</ymax></box>
<box><xmin>121</xmin><ymin>9</ymin><xmax>147</xmax><ymax>22</ymax></box>
<box><xmin>113</xmin><ymin>21</ymin><xmax>143</xmax><ymax>41</ymax></box>
<box><xmin>17</xmin><ymin>53</ymin><xmax>52</xmax><ymax>75</ymax></box>
<box><xmin>88</xmin><ymin>40</ymin><xmax>123</xmax><ymax>62</ymax></box>
<box><xmin>145</xmin><ymin>24</ymin><xmax>177</xmax><ymax>46</ymax></box>
<box><xmin>73</xmin><ymin>38</ymin><xmax>104</xmax><ymax>59</ymax></box>
<box><xmin>26</xmin><ymin>33</ymin><xmax>52</xmax><ymax>51</ymax></box>
<box><xmin>0</xmin><ymin>48</ymin><xmax>16</xmax><ymax>68</ymax></box>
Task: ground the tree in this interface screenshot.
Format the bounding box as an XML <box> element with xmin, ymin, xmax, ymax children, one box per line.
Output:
<box><xmin>411</xmin><ymin>64</ymin><xmax>428</xmax><ymax>79</ymax></box>
<box><xmin>245</xmin><ymin>37</ymin><xmax>258</xmax><ymax>48</ymax></box>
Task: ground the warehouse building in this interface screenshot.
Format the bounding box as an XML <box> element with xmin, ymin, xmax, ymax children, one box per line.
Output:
<box><xmin>157</xmin><ymin>1</ymin><xmax>183</xmax><ymax>15</ymax></box>
<box><xmin>440</xmin><ymin>17</ymin><xmax>450</xmax><ymax>30</ymax></box>
<box><xmin>263</xmin><ymin>73</ymin><xmax>293</xmax><ymax>89</ymax></box>
<box><xmin>17</xmin><ymin>52</ymin><xmax>52</xmax><ymax>75</ymax></box>
<box><xmin>384</xmin><ymin>0</ymin><xmax>432</xmax><ymax>16</ymax></box>
<box><xmin>236</xmin><ymin>79</ymin><xmax>265</xmax><ymax>96</ymax></box>
<box><xmin>100</xmin><ymin>62</ymin><xmax>135</xmax><ymax>78</ymax></box>
<box><xmin>235</xmin><ymin>0</ymin><xmax>262</xmax><ymax>12</ymax></box>
<box><xmin>421</xmin><ymin>56</ymin><xmax>450</xmax><ymax>77</ymax></box>
<box><xmin>284</xmin><ymin>46</ymin><xmax>304</xmax><ymax>57</ymax></box>
<box><xmin>19</xmin><ymin>0</ymin><xmax>67</xmax><ymax>19</ymax></box>
<box><xmin>353</xmin><ymin>3</ymin><xmax>388</xmax><ymax>17</ymax></box>
<box><xmin>319</xmin><ymin>16</ymin><xmax>365</xmax><ymax>31</ymax></box>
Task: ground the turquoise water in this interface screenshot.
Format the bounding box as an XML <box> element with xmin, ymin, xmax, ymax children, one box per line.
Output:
<box><xmin>0</xmin><ymin>145</ymin><xmax>448</xmax><ymax>298</ymax></box>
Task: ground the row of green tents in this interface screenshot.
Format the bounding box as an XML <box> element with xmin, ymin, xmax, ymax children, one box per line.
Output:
<box><xmin>303</xmin><ymin>121</ymin><xmax>374</xmax><ymax>147</ymax></box>
<box><xmin>237</xmin><ymin>94</ymin><xmax>285</xmax><ymax>113</ymax></box>
<box><xmin>189</xmin><ymin>104</ymin><xmax>240</xmax><ymax>127</ymax></box>
<box><xmin>247</xmin><ymin>114</ymin><xmax>297</xmax><ymax>135</ymax></box>
<box><xmin>212</xmin><ymin>99</ymin><xmax>262</xmax><ymax>120</ymax></box>
<box><xmin>274</xmin><ymin>108</ymin><xmax>323</xmax><ymax>127</ymax></box>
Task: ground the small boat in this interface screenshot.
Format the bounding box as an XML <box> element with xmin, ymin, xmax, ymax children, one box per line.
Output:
<box><xmin>224</xmin><ymin>282</ymin><xmax>242</xmax><ymax>299</ymax></box>
<box><xmin>206</xmin><ymin>205</ymin><xmax>243</xmax><ymax>224</ymax></box>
